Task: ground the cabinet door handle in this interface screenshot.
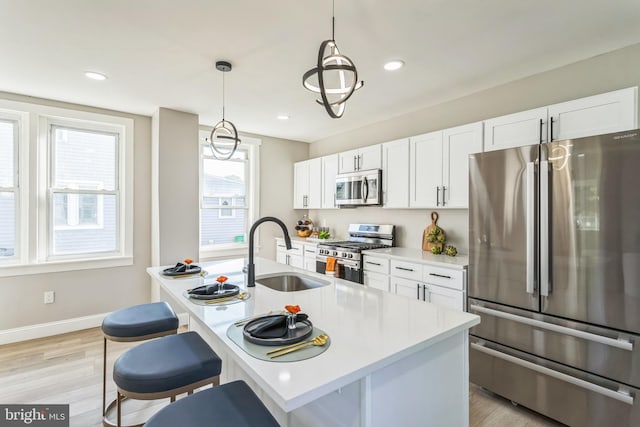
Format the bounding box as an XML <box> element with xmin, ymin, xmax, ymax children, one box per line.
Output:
<box><xmin>428</xmin><ymin>273</ymin><xmax>452</xmax><ymax>279</ymax></box>
<box><xmin>353</xmin><ymin>155</ymin><xmax>357</xmax><ymax>171</ymax></box>
<box><xmin>539</xmin><ymin>118</ymin><xmax>544</xmax><ymax>143</ymax></box>
<box><xmin>366</xmin><ymin>261</ymin><xmax>381</xmax><ymax>266</ymax></box>
<box><xmin>416</xmin><ymin>283</ymin><xmax>420</xmax><ymax>300</ymax></box>
<box><xmin>549</xmin><ymin>116</ymin><xmax>554</xmax><ymax>142</ymax></box>
<box><xmin>436</xmin><ymin>186</ymin><xmax>440</xmax><ymax>206</ymax></box>
<box><xmin>395</xmin><ymin>266</ymin><xmax>414</xmax><ymax>272</ymax></box>
<box><xmin>423</xmin><ymin>284</ymin><xmax>429</xmax><ymax>302</ymax></box>
<box><xmin>442</xmin><ymin>186</ymin><xmax>446</xmax><ymax>206</ymax></box>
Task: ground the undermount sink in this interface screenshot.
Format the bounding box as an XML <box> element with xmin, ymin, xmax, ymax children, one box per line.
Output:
<box><xmin>255</xmin><ymin>273</ymin><xmax>330</xmax><ymax>292</ymax></box>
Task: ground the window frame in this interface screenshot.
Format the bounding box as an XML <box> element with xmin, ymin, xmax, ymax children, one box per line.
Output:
<box><xmin>0</xmin><ymin>99</ymin><xmax>133</xmax><ymax>277</ymax></box>
<box><xmin>198</xmin><ymin>128</ymin><xmax>260</xmax><ymax>259</ymax></box>
<box><xmin>0</xmin><ymin>115</ymin><xmax>21</xmax><ymax>264</ymax></box>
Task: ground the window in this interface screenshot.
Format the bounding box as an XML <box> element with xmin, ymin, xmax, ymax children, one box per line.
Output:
<box><xmin>199</xmin><ymin>130</ymin><xmax>260</xmax><ymax>257</ymax></box>
<box><xmin>0</xmin><ymin>99</ymin><xmax>133</xmax><ymax>276</ymax></box>
<box><xmin>0</xmin><ymin>118</ymin><xmax>18</xmax><ymax>260</ymax></box>
<box><xmin>49</xmin><ymin>126</ymin><xmax>117</xmax><ymax>255</ymax></box>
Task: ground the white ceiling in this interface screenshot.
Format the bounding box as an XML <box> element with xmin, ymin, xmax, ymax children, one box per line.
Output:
<box><xmin>2</xmin><ymin>1</ymin><xmax>640</xmax><ymax>143</ymax></box>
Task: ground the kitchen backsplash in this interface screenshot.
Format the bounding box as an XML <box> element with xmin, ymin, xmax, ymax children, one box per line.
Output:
<box><xmin>308</xmin><ymin>208</ymin><xmax>469</xmax><ymax>253</ymax></box>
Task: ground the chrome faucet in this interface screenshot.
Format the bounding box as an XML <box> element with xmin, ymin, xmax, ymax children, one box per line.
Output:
<box><xmin>247</xmin><ymin>216</ymin><xmax>292</xmax><ymax>287</ymax></box>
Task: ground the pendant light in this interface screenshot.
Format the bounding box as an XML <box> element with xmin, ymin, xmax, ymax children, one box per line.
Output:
<box><xmin>207</xmin><ymin>60</ymin><xmax>241</xmax><ymax>160</ymax></box>
<box><xmin>302</xmin><ymin>0</ymin><xmax>363</xmax><ymax>119</ymax></box>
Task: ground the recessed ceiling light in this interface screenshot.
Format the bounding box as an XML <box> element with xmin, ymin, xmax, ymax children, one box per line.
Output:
<box><xmin>84</xmin><ymin>71</ymin><xmax>108</xmax><ymax>81</ymax></box>
<box><xmin>277</xmin><ymin>115</ymin><xmax>290</xmax><ymax>120</ymax></box>
<box><xmin>383</xmin><ymin>60</ymin><xmax>405</xmax><ymax>71</ymax></box>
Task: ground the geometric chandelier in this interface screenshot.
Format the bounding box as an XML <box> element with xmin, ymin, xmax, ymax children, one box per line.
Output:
<box><xmin>302</xmin><ymin>0</ymin><xmax>363</xmax><ymax>119</ymax></box>
<box><xmin>207</xmin><ymin>60</ymin><xmax>241</xmax><ymax>160</ymax></box>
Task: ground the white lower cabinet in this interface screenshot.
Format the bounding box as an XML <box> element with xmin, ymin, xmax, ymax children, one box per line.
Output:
<box><xmin>364</xmin><ymin>253</ymin><xmax>466</xmax><ymax>311</ymax></box>
<box><xmin>363</xmin><ymin>271</ymin><xmax>389</xmax><ymax>292</ymax></box>
<box><xmin>275</xmin><ymin>239</ymin><xmax>317</xmax><ymax>272</ymax></box>
<box><xmin>303</xmin><ymin>243</ymin><xmax>318</xmax><ymax>272</ymax></box>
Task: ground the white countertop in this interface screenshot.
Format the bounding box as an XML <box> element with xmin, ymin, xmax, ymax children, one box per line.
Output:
<box><xmin>148</xmin><ymin>257</ymin><xmax>478</xmax><ymax>412</ymax></box>
<box><xmin>363</xmin><ymin>247</ymin><xmax>469</xmax><ymax>269</ymax></box>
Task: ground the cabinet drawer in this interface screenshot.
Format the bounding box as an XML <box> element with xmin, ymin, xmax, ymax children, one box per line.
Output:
<box><xmin>390</xmin><ymin>260</ymin><xmax>422</xmax><ymax>281</ymax></box>
<box><xmin>363</xmin><ymin>256</ymin><xmax>389</xmax><ymax>274</ymax></box>
<box><xmin>422</xmin><ymin>265</ymin><xmax>464</xmax><ymax>290</ymax></box>
<box><xmin>303</xmin><ymin>243</ymin><xmax>318</xmax><ymax>257</ymax></box>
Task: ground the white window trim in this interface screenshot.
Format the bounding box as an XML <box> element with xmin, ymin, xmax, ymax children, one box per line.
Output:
<box><xmin>198</xmin><ymin>129</ymin><xmax>260</xmax><ymax>259</ymax></box>
<box><xmin>0</xmin><ymin>99</ymin><xmax>133</xmax><ymax>277</ymax></box>
<box><xmin>0</xmin><ymin>115</ymin><xmax>22</xmax><ymax>264</ymax></box>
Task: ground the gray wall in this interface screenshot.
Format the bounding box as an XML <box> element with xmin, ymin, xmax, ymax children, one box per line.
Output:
<box><xmin>152</xmin><ymin>108</ymin><xmax>200</xmax><ymax>266</ymax></box>
<box><xmin>309</xmin><ymin>42</ymin><xmax>640</xmax><ymax>253</ymax></box>
<box><xmin>242</xmin><ymin>132</ymin><xmax>309</xmax><ymax>261</ymax></box>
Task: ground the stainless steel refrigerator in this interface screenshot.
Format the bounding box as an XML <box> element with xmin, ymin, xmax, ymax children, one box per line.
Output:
<box><xmin>468</xmin><ymin>129</ymin><xmax>640</xmax><ymax>426</ymax></box>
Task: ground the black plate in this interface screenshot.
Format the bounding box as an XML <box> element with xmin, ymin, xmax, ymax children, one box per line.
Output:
<box><xmin>162</xmin><ymin>265</ymin><xmax>202</xmax><ymax>277</ymax></box>
<box><xmin>243</xmin><ymin>315</ymin><xmax>313</xmax><ymax>346</ymax></box>
<box><xmin>188</xmin><ymin>283</ymin><xmax>240</xmax><ymax>300</ymax></box>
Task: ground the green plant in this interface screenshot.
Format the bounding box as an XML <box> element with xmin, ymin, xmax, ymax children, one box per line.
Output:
<box><xmin>444</xmin><ymin>245</ymin><xmax>458</xmax><ymax>257</ymax></box>
<box><xmin>426</xmin><ymin>226</ymin><xmax>443</xmax><ymax>243</ymax></box>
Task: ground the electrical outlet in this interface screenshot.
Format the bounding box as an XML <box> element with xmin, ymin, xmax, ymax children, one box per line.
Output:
<box><xmin>44</xmin><ymin>291</ymin><xmax>55</xmax><ymax>304</ymax></box>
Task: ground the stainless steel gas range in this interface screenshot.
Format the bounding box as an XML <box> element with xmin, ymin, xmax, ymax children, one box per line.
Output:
<box><xmin>316</xmin><ymin>224</ymin><xmax>395</xmax><ymax>284</ymax></box>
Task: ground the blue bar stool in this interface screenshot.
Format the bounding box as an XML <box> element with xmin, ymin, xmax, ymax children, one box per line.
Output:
<box><xmin>145</xmin><ymin>380</ymin><xmax>280</xmax><ymax>427</ymax></box>
<box><xmin>101</xmin><ymin>302</ymin><xmax>179</xmax><ymax>426</ymax></box>
<box><xmin>112</xmin><ymin>331</ymin><xmax>222</xmax><ymax>427</ymax></box>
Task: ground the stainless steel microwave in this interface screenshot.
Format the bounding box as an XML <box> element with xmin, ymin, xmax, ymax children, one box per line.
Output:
<box><xmin>335</xmin><ymin>169</ymin><xmax>382</xmax><ymax>207</ymax></box>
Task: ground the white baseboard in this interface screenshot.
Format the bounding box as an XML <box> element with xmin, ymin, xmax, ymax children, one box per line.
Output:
<box><xmin>0</xmin><ymin>311</ymin><xmax>190</xmax><ymax>346</ymax></box>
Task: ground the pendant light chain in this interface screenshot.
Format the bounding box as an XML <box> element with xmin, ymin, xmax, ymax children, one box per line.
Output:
<box><xmin>222</xmin><ymin>70</ymin><xmax>225</xmax><ymax>121</ymax></box>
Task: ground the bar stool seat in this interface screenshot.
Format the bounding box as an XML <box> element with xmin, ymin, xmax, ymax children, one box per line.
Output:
<box><xmin>145</xmin><ymin>380</ymin><xmax>280</xmax><ymax>427</ymax></box>
<box><xmin>113</xmin><ymin>331</ymin><xmax>221</xmax><ymax>426</ymax></box>
<box><xmin>102</xmin><ymin>301</ymin><xmax>179</xmax><ymax>341</ymax></box>
<box><xmin>101</xmin><ymin>302</ymin><xmax>179</xmax><ymax>427</ymax></box>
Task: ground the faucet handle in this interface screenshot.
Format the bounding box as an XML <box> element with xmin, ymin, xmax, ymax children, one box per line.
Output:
<box><xmin>242</xmin><ymin>266</ymin><xmax>248</xmax><ymax>274</ymax></box>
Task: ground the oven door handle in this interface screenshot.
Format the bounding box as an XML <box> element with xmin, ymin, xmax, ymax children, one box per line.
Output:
<box><xmin>337</xmin><ymin>259</ymin><xmax>360</xmax><ymax>269</ymax></box>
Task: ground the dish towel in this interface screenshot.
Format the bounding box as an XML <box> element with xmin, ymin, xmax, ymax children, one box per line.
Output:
<box><xmin>326</xmin><ymin>257</ymin><xmax>337</xmax><ymax>273</ymax></box>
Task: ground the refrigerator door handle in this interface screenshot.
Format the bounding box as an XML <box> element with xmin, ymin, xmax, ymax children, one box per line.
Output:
<box><xmin>526</xmin><ymin>162</ymin><xmax>535</xmax><ymax>294</ymax></box>
<box><xmin>470</xmin><ymin>304</ymin><xmax>634</xmax><ymax>351</ymax></box>
<box><xmin>471</xmin><ymin>342</ymin><xmax>634</xmax><ymax>405</ymax></box>
<box><xmin>540</xmin><ymin>160</ymin><xmax>550</xmax><ymax>296</ymax></box>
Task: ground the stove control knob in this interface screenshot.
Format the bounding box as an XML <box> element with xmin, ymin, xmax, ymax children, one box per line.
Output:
<box><xmin>331</xmin><ymin>251</ymin><xmax>338</xmax><ymax>257</ymax></box>
<box><xmin>348</xmin><ymin>253</ymin><xmax>353</xmax><ymax>258</ymax></box>
<box><xmin>341</xmin><ymin>252</ymin><xmax>347</xmax><ymax>258</ymax></box>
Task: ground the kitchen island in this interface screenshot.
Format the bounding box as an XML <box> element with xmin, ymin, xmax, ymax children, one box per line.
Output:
<box><xmin>148</xmin><ymin>257</ymin><xmax>479</xmax><ymax>427</ymax></box>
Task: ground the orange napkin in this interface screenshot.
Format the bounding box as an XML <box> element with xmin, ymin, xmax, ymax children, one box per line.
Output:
<box><xmin>326</xmin><ymin>257</ymin><xmax>337</xmax><ymax>272</ymax></box>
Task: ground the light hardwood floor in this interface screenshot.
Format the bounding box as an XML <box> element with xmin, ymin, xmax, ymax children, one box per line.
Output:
<box><xmin>0</xmin><ymin>328</ymin><xmax>564</xmax><ymax>426</ymax></box>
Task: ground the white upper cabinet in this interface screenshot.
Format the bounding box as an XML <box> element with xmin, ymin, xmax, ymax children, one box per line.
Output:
<box><xmin>410</xmin><ymin>131</ymin><xmax>442</xmax><ymax>208</ymax></box>
<box><xmin>293</xmin><ymin>158</ymin><xmax>321</xmax><ymax>209</ymax></box>
<box><xmin>548</xmin><ymin>87</ymin><xmax>637</xmax><ymax>141</ymax></box>
<box><xmin>483</xmin><ymin>107</ymin><xmax>548</xmax><ymax>151</ymax></box>
<box><xmin>442</xmin><ymin>122</ymin><xmax>483</xmax><ymax>208</ymax></box>
<box><xmin>382</xmin><ymin>138</ymin><xmax>410</xmax><ymax>208</ymax></box>
<box><xmin>409</xmin><ymin>123</ymin><xmax>482</xmax><ymax>209</ymax></box>
<box><xmin>484</xmin><ymin>87</ymin><xmax>637</xmax><ymax>151</ymax></box>
<box><xmin>321</xmin><ymin>154</ymin><xmax>339</xmax><ymax>209</ymax></box>
<box><xmin>338</xmin><ymin>144</ymin><xmax>382</xmax><ymax>173</ymax></box>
